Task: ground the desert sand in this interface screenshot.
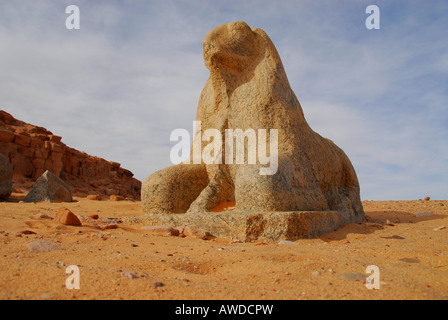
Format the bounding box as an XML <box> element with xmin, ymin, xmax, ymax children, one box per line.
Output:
<box><xmin>0</xmin><ymin>193</ymin><xmax>447</xmax><ymax>300</ymax></box>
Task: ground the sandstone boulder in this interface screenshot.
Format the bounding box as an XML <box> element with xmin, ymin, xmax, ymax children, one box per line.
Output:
<box><xmin>54</xmin><ymin>207</ymin><xmax>82</xmax><ymax>226</ymax></box>
<box><xmin>142</xmin><ymin>21</ymin><xmax>364</xmax><ymax>226</ymax></box>
<box><xmin>24</xmin><ymin>170</ymin><xmax>72</xmax><ymax>203</ymax></box>
<box><xmin>0</xmin><ymin>153</ymin><xmax>13</xmax><ymax>200</ymax></box>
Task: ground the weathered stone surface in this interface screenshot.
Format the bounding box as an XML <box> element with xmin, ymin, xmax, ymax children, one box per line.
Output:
<box><xmin>141</xmin><ymin>225</ymin><xmax>179</xmax><ymax>237</ymax></box>
<box><xmin>26</xmin><ymin>240</ymin><xmax>63</xmax><ymax>253</ymax></box>
<box><xmin>0</xmin><ymin>110</ymin><xmax>141</xmax><ymax>199</ymax></box>
<box><xmin>24</xmin><ymin>170</ymin><xmax>72</xmax><ymax>203</ymax></box>
<box><xmin>142</xmin><ymin>21</ymin><xmax>364</xmax><ymax>230</ymax></box>
<box><xmin>54</xmin><ymin>207</ymin><xmax>82</xmax><ymax>226</ymax></box>
<box><xmin>0</xmin><ymin>153</ymin><xmax>13</xmax><ymax>199</ymax></box>
<box><xmin>131</xmin><ymin>210</ymin><xmax>348</xmax><ymax>242</ymax></box>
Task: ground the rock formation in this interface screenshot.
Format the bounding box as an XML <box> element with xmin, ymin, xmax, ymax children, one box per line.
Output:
<box><xmin>142</xmin><ymin>21</ymin><xmax>364</xmax><ymax>225</ymax></box>
<box><xmin>24</xmin><ymin>170</ymin><xmax>72</xmax><ymax>203</ymax></box>
<box><xmin>0</xmin><ymin>153</ymin><xmax>13</xmax><ymax>199</ymax></box>
<box><xmin>0</xmin><ymin>110</ymin><xmax>141</xmax><ymax>199</ymax></box>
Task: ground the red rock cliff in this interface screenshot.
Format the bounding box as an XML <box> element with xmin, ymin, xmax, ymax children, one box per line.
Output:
<box><xmin>0</xmin><ymin>110</ymin><xmax>141</xmax><ymax>200</ymax></box>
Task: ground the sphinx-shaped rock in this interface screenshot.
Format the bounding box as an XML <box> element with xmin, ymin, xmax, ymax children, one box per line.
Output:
<box><xmin>142</xmin><ymin>21</ymin><xmax>364</xmax><ymax>226</ymax></box>
<box><xmin>24</xmin><ymin>170</ymin><xmax>72</xmax><ymax>203</ymax></box>
<box><xmin>0</xmin><ymin>153</ymin><xmax>13</xmax><ymax>200</ymax></box>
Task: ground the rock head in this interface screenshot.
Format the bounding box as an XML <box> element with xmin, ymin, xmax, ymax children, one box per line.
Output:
<box><xmin>142</xmin><ymin>21</ymin><xmax>364</xmax><ymax>227</ymax></box>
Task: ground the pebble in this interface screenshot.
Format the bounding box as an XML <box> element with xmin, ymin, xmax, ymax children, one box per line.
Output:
<box><xmin>433</xmin><ymin>226</ymin><xmax>446</xmax><ymax>231</ymax></box>
<box><xmin>278</xmin><ymin>240</ymin><xmax>300</xmax><ymax>245</ymax></box>
<box><xmin>121</xmin><ymin>272</ymin><xmax>139</xmax><ymax>279</ymax></box>
<box><xmin>154</xmin><ymin>282</ymin><xmax>164</xmax><ymax>287</ymax></box>
<box><xmin>339</xmin><ymin>273</ymin><xmax>366</xmax><ymax>281</ymax></box>
<box><xmin>26</xmin><ymin>241</ymin><xmax>64</xmax><ymax>253</ymax></box>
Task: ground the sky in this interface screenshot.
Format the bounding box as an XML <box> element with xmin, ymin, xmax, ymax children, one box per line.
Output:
<box><xmin>0</xmin><ymin>0</ymin><xmax>447</xmax><ymax>200</ymax></box>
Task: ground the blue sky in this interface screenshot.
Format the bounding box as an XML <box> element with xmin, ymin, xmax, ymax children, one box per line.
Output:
<box><xmin>0</xmin><ymin>0</ymin><xmax>447</xmax><ymax>200</ymax></box>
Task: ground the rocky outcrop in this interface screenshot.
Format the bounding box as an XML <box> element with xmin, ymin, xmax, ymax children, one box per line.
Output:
<box><xmin>0</xmin><ymin>153</ymin><xmax>13</xmax><ymax>199</ymax></box>
<box><xmin>0</xmin><ymin>110</ymin><xmax>141</xmax><ymax>199</ymax></box>
<box><xmin>142</xmin><ymin>21</ymin><xmax>364</xmax><ymax>226</ymax></box>
<box><xmin>24</xmin><ymin>170</ymin><xmax>72</xmax><ymax>203</ymax></box>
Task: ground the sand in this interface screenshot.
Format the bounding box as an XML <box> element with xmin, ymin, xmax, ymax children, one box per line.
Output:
<box><xmin>0</xmin><ymin>193</ymin><xmax>447</xmax><ymax>300</ymax></box>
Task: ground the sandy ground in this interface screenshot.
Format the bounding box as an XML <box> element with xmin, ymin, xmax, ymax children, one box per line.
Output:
<box><xmin>0</xmin><ymin>193</ymin><xmax>447</xmax><ymax>300</ymax></box>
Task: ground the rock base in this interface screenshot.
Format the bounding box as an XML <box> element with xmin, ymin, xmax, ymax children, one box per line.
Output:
<box><xmin>129</xmin><ymin>211</ymin><xmax>364</xmax><ymax>242</ymax></box>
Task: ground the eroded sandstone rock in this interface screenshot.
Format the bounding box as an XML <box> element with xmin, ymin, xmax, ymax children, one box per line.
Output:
<box><xmin>0</xmin><ymin>153</ymin><xmax>13</xmax><ymax>200</ymax></box>
<box><xmin>0</xmin><ymin>110</ymin><xmax>141</xmax><ymax>199</ymax></box>
<box><xmin>24</xmin><ymin>170</ymin><xmax>72</xmax><ymax>203</ymax></box>
<box><xmin>142</xmin><ymin>21</ymin><xmax>364</xmax><ymax>226</ymax></box>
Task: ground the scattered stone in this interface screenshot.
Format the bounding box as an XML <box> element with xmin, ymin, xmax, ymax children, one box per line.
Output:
<box><xmin>54</xmin><ymin>207</ymin><xmax>82</xmax><ymax>226</ymax></box>
<box><xmin>110</xmin><ymin>195</ymin><xmax>125</xmax><ymax>201</ymax></box>
<box><xmin>433</xmin><ymin>226</ymin><xmax>446</xmax><ymax>231</ymax></box>
<box><xmin>380</xmin><ymin>235</ymin><xmax>405</xmax><ymax>240</ymax></box>
<box><xmin>26</xmin><ymin>241</ymin><xmax>63</xmax><ymax>253</ymax></box>
<box><xmin>339</xmin><ymin>273</ymin><xmax>366</xmax><ymax>281</ymax></box>
<box><xmin>97</xmin><ymin>223</ymin><xmax>118</xmax><ymax>230</ymax></box>
<box><xmin>88</xmin><ymin>214</ymin><xmax>99</xmax><ymax>220</ymax></box>
<box><xmin>19</xmin><ymin>230</ymin><xmax>37</xmax><ymax>235</ymax></box>
<box><xmin>141</xmin><ymin>225</ymin><xmax>179</xmax><ymax>237</ymax></box>
<box><xmin>35</xmin><ymin>212</ymin><xmax>52</xmax><ymax>219</ymax></box>
<box><xmin>339</xmin><ymin>239</ymin><xmax>350</xmax><ymax>244</ymax></box>
<box><xmin>87</xmin><ymin>195</ymin><xmax>101</xmax><ymax>201</ymax></box>
<box><xmin>278</xmin><ymin>240</ymin><xmax>300</xmax><ymax>246</ymax></box>
<box><xmin>183</xmin><ymin>225</ymin><xmax>211</xmax><ymax>240</ymax></box>
<box><xmin>424</xmin><ymin>196</ymin><xmax>430</xmax><ymax>201</ymax></box>
<box><xmin>0</xmin><ymin>153</ymin><xmax>13</xmax><ymax>200</ymax></box>
<box><xmin>24</xmin><ymin>170</ymin><xmax>72</xmax><ymax>203</ymax></box>
<box><xmin>385</xmin><ymin>219</ymin><xmax>395</xmax><ymax>226</ymax></box>
<box><xmin>416</xmin><ymin>211</ymin><xmax>433</xmax><ymax>217</ymax></box>
<box><xmin>255</xmin><ymin>241</ymin><xmax>268</xmax><ymax>246</ymax></box>
<box><xmin>154</xmin><ymin>282</ymin><xmax>164</xmax><ymax>287</ymax></box>
<box><xmin>121</xmin><ymin>272</ymin><xmax>138</xmax><ymax>279</ymax></box>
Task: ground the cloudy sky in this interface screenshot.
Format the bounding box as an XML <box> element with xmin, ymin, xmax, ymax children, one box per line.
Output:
<box><xmin>1</xmin><ymin>0</ymin><xmax>447</xmax><ymax>200</ymax></box>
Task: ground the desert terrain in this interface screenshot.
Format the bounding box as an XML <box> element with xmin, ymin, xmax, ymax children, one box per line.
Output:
<box><xmin>0</xmin><ymin>193</ymin><xmax>447</xmax><ymax>300</ymax></box>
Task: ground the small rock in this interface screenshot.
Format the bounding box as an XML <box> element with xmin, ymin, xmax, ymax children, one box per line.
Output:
<box><xmin>19</xmin><ymin>230</ymin><xmax>37</xmax><ymax>235</ymax></box>
<box><xmin>278</xmin><ymin>240</ymin><xmax>300</xmax><ymax>245</ymax></box>
<box><xmin>141</xmin><ymin>225</ymin><xmax>179</xmax><ymax>237</ymax></box>
<box><xmin>36</xmin><ymin>212</ymin><xmax>52</xmax><ymax>219</ymax></box>
<box><xmin>121</xmin><ymin>272</ymin><xmax>138</xmax><ymax>279</ymax></box>
<box><xmin>88</xmin><ymin>214</ymin><xmax>99</xmax><ymax>219</ymax></box>
<box><xmin>54</xmin><ymin>207</ymin><xmax>82</xmax><ymax>226</ymax></box>
<box><xmin>154</xmin><ymin>282</ymin><xmax>164</xmax><ymax>287</ymax></box>
<box><xmin>87</xmin><ymin>195</ymin><xmax>101</xmax><ymax>201</ymax></box>
<box><xmin>339</xmin><ymin>273</ymin><xmax>366</xmax><ymax>281</ymax></box>
<box><xmin>183</xmin><ymin>225</ymin><xmax>211</xmax><ymax>240</ymax></box>
<box><xmin>26</xmin><ymin>241</ymin><xmax>63</xmax><ymax>253</ymax></box>
<box><xmin>424</xmin><ymin>196</ymin><xmax>430</xmax><ymax>201</ymax></box>
<box><xmin>339</xmin><ymin>239</ymin><xmax>350</xmax><ymax>244</ymax></box>
<box><xmin>385</xmin><ymin>220</ymin><xmax>395</xmax><ymax>226</ymax></box>
<box><xmin>110</xmin><ymin>195</ymin><xmax>125</xmax><ymax>201</ymax></box>
<box><xmin>433</xmin><ymin>226</ymin><xmax>446</xmax><ymax>231</ymax></box>
<box><xmin>96</xmin><ymin>223</ymin><xmax>118</xmax><ymax>230</ymax></box>
<box><xmin>255</xmin><ymin>241</ymin><xmax>268</xmax><ymax>246</ymax></box>
<box><xmin>380</xmin><ymin>235</ymin><xmax>405</xmax><ymax>240</ymax></box>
